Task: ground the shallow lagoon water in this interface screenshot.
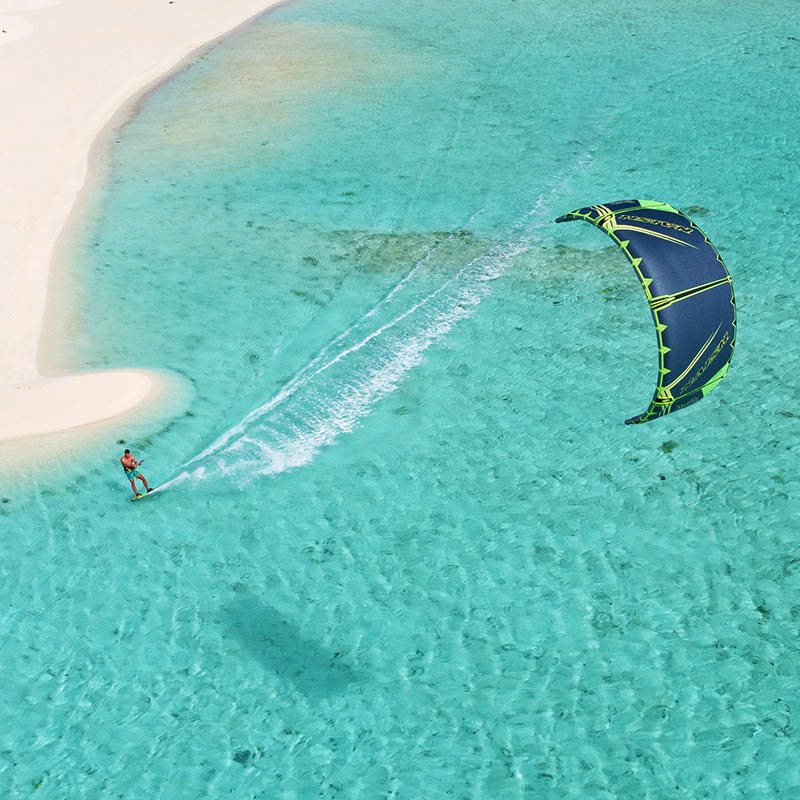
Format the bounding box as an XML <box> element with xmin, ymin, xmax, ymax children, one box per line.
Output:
<box><xmin>3</xmin><ymin>0</ymin><xmax>800</xmax><ymax>797</ymax></box>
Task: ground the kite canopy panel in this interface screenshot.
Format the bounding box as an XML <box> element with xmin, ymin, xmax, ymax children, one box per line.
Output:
<box><xmin>555</xmin><ymin>200</ymin><xmax>736</xmax><ymax>424</ymax></box>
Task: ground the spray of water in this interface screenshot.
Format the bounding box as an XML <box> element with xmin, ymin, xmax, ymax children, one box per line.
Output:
<box><xmin>158</xmin><ymin>145</ymin><xmax>598</xmax><ymax>491</ymax></box>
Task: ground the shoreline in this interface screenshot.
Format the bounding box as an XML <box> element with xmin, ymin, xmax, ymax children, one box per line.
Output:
<box><xmin>0</xmin><ymin>0</ymin><xmax>283</xmax><ymax>457</ymax></box>
<box><xmin>0</xmin><ymin>368</ymin><xmax>194</xmax><ymax>486</ymax></box>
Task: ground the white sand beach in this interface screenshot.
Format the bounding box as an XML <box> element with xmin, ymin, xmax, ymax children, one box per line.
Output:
<box><xmin>0</xmin><ymin>0</ymin><xmax>281</xmax><ymax>448</ymax></box>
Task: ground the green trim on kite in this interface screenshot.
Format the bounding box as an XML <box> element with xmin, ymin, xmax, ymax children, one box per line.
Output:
<box><xmin>700</xmin><ymin>362</ymin><xmax>730</xmax><ymax>397</ymax></box>
<box><xmin>635</xmin><ymin>199</ymin><xmax>681</xmax><ymax>214</ymax></box>
<box><xmin>649</xmin><ymin>276</ymin><xmax>732</xmax><ymax>312</ymax></box>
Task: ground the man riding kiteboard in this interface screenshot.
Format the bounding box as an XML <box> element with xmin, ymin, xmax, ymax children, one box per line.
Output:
<box><xmin>121</xmin><ymin>449</ymin><xmax>153</xmax><ymax>498</ymax></box>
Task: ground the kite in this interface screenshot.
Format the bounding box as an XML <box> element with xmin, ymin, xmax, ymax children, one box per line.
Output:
<box><xmin>555</xmin><ymin>200</ymin><xmax>736</xmax><ymax>424</ymax></box>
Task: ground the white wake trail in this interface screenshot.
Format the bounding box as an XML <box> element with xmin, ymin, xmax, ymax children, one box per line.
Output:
<box><xmin>160</xmin><ymin>142</ymin><xmax>600</xmax><ymax>490</ymax></box>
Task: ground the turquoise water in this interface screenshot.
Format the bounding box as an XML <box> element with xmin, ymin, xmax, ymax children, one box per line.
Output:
<box><xmin>4</xmin><ymin>0</ymin><xmax>800</xmax><ymax>796</ymax></box>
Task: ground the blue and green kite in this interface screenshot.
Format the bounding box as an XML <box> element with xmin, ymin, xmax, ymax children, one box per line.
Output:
<box><xmin>555</xmin><ymin>200</ymin><xmax>736</xmax><ymax>424</ymax></box>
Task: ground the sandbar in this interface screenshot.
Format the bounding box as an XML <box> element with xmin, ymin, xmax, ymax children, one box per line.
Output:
<box><xmin>0</xmin><ymin>0</ymin><xmax>283</xmax><ymax>455</ymax></box>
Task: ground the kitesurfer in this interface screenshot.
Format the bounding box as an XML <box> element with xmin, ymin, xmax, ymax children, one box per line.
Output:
<box><xmin>121</xmin><ymin>449</ymin><xmax>152</xmax><ymax>497</ymax></box>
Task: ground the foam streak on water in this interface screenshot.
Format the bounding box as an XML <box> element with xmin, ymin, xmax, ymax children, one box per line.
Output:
<box><xmin>167</xmin><ymin>234</ymin><xmax>521</xmax><ymax>486</ymax></box>
<box><xmin>166</xmin><ymin>139</ymin><xmax>600</xmax><ymax>489</ymax></box>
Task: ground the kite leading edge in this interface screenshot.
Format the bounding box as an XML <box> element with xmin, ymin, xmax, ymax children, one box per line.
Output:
<box><xmin>555</xmin><ymin>199</ymin><xmax>736</xmax><ymax>424</ymax></box>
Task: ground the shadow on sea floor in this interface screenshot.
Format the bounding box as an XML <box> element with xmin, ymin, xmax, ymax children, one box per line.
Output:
<box><xmin>221</xmin><ymin>591</ymin><xmax>362</xmax><ymax>700</ymax></box>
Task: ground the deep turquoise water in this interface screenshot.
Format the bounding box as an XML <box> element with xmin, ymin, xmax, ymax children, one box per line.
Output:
<box><xmin>3</xmin><ymin>0</ymin><xmax>800</xmax><ymax>797</ymax></box>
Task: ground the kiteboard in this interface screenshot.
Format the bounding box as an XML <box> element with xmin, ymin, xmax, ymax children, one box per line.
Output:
<box><xmin>130</xmin><ymin>489</ymin><xmax>157</xmax><ymax>502</ymax></box>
